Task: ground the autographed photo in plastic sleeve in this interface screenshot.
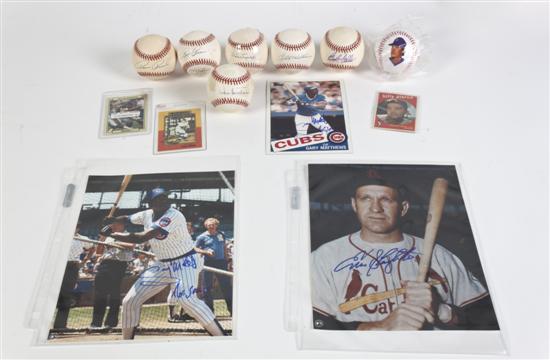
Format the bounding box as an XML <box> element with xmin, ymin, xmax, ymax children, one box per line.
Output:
<box><xmin>309</xmin><ymin>164</ymin><xmax>499</xmax><ymax>331</ymax></box>
<box><xmin>268</xmin><ymin>81</ymin><xmax>350</xmax><ymax>153</ymax></box>
<box><xmin>48</xmin><ymin>171</ymin><xmax>235</xmax><ymax>343</ymax></box>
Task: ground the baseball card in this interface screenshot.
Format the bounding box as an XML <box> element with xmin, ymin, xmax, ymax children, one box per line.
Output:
<box><xmin>373</xmin><ymin>92</ymin><xmax>418</xmax><ymax>132</ymax></box>
<box><xmin>45</xmin><ymin>170</ymin><xmax>236</xmax><ymax>343</ymax></box>
<box><xmin>154</xmin><ymin>102</ymin><xmax>206</xmax><ymax>154</ymax></box>
<box><xmin>99</xmin><ymin>89</ymin><xmax>152</xmax><ymax>138</ymax></box>
<box><xmin>267</xmin><ymin>81</ymin><xmax>351</xmax><ymax>153</ymax></box>
<box><xmin>308</xmin><ymin>163</ymin><xmax>499</xmax><ymax>332</ymax></box>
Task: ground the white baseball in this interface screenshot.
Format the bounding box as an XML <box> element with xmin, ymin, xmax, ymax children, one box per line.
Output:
<box><xmin>373</xmin><ymin>30</ymin><xmax>420</xmax><ymax>75</ymax></box>
<box><xmin>225</xmin><ymin>28</ymin><xmax>268</xmax><ymax>73</ymax></box>
<box><xmin>207</xmin><ymin>64</ymin><xmax>254</xmax><ymax>113</ymax></box>
<box><xmin>132</xmin><ymin>34</ymin><xmax>177</xmax><ymax>80</ymax></box>
<box><xmin>320</xmin><ymin>26</ymin><xmax>364</xmax><ymax>70</ymax></box>
<box><xmin>177</xmin><ymin>30</ymin><xmax>221</xmax><ymax>77</ymax></box>
<box><xmin>271</xmin><ymin>29</ymin><xmax>315</xmax><ymax>74</ymax></box>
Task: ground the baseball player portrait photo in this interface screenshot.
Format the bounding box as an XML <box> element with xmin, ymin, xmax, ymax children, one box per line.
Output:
<box><xmin>268</xmin><ymin>81</ymin><xmax>351</xmax><ymax>153</ymax></box>
<box><xmin>309</xmin><ymin>164</ymin><xmax>499</xmax><ymax>331</ymax></box>
<box><xmin>47</xmin><ymin>171</ymin><xmax>235</xmax><ymax>343</ymax></box>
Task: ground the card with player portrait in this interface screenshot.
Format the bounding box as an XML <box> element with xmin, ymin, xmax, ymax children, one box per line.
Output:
<box><xmin>267</xmin><ymin>81</ymin><xmax>351</xmax><ymax>154</ymax></box>
<box><xmin>99</xmin><ymin>89</ymin><xmax>152</xmax><ymax>138</ymax></box>
<box><xmin>373</xmin><ymin>92</ymin><xmax>418</xmax><ymax>132</ymax></box>
<box><xmin>154</xmin><ymin>102</ymin><xmax>206</xmax><ymax>154</ymax></box>
<box><xmin>27</xmin><ymin>158</ymin><xmax>238</xmax><ymax>345</ymax></box>
<box><xmin>286</xmin><ymin>162</ymin><xmax>505</xmax><ymax>353</ymax></box>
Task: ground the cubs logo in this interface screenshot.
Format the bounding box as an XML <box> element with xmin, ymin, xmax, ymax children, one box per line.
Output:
<box><xmin>271</xmin><ymin>133</ymin><xmax>328</xmax><ymax>152</ymax></box>
<box><xmin>328</xmin><ymin>132</ymin><xmax>345</xmax><ymax>143</ymax></box>
<box><xmin>159</xmin><ymin>217</ymin><xmax>171</xmax><ymax>227</ymax></box>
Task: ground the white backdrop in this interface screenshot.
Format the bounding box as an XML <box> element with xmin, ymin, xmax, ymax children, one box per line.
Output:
<box><xmin>2</xmin><ymin>2</ymin><xmax>548</xmax><ymax>359</ymax></box>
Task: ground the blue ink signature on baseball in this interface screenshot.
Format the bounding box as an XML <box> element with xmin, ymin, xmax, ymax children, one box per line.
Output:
<box><xmin>333</xmin><ymin>247</ymin><xmax>419</xmax><ymax>276</ymax></box>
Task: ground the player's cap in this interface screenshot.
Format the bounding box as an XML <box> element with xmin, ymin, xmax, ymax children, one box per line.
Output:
<box><xmin>388</xmin><ymin>37</ymin><xmax>407</xmax><ymax>48</ymax></box>
<box><xmin>147</xmin><ymin>187</ymin><xmax>169</xmax><ymax>201</ymax></box>
<box><xmin>351</xmin><ymin>167</ymin><xmax>408</xmax><ymax>200</ymax></box>
<box><xmin>385</xmin><ymin>98</ymin><xmax>408</xmax><ymax>109</ymax></box>
<box><xmin>305</xmin><ymin>85</ymin><xmax>317</xmax><ymax>91</ymax></box>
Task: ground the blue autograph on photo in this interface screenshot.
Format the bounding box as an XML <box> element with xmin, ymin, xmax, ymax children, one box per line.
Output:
<box><xmin>333</xmin><ymin>247</ymin><xmax>420</xmax><ymax>276</ymax></box>
<box><xmin>138</xmin><ymin>255</ymin><xmax>199</xmax><ymax>298</ymax></box>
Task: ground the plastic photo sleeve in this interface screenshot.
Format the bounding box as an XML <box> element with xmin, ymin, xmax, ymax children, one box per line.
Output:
<box><xmin>287</xmin><ymin>161</ymin><xmax>506</xmax><ymax>354</ymax></box>
<box><xmin>26</xmin><ymin>157</ymin><xmax>239</xmax><ymax>345</ymax></box>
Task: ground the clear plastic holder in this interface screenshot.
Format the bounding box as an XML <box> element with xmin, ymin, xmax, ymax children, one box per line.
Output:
<box><xmin>365</xmin><ymin>16</ymin><xmax>431</xmax><ymax>81</ymax></box>
<box><xmin>285</xmin><ymin>159</ymin><xmax>507</xmax><ymax>355</ymax></box>
<box><xmin>25</xmin><ymin>157</ymin><xmax>240</xmax><ymax>345</ymax></box>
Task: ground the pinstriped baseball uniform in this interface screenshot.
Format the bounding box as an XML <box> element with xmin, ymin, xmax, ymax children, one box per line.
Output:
<box><xmin>312</xmin><ymin>232</ymin><xmax>488</xmax><ymax>326</ymax></box>
<box><xmin>121</xmin><ymin>207</ymin><xmax>216</xmax><ymax>329</ymax></box>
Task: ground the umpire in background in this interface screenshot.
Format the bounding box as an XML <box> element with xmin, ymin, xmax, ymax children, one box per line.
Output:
<box><xmin>90</xmin><ymin>221</ymin><xmax>134</xmax><ymax>330</ymax></box>
<box><xmin>195</xmin><ymin>218</ymin><xmax>233</xmax><ymax>316</ymax></box>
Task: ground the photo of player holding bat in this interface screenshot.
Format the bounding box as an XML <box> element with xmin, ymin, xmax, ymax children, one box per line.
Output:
<box><xmin>309</xmin><ymin>164</ymin><xmax>499</xmax><ymax>331</ymax></box>
<box><xmin>267</xmin><ymin>81</ymin><xmax>351</xmax><ymax>153</ymax></box>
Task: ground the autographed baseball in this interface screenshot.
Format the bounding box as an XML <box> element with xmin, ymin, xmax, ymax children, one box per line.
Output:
<box><xmin>132</xmin><ymin>34</ymin><xmax>177</xmax><ymax>80</ymax></box>
<box><xmin>225</xmin><ymin>28</ymin><xmax>268</xmax><ymax>73</ymax></box>
<box><xmin>271</xmin><ymin>29</ymin><xmax>315</xmax><ymax>74</ymax></box>
<box><xmin>207</xmin><ymin>64</ymin><xmax>254</xmax><ymax>112</ymax></box>
<box><xmin>177</xmin><ymin>30</ymin><xmax>221</xmax><ymax>77</ymax></box>
<box><xmin>374</xmin><ymin>30</ymin><xmax>420</xmax><ymax>76</ymax></box>
<box><xmin>320</xmin><ymin>26</ymin><xmax>364</xmax><ymax>70</ymax></box>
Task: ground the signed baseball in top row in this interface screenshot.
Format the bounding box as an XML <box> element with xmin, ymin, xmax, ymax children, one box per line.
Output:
<box><xmin>178</xmin><ymin>30</ymin><xmax>221</xmax><ymax>77</ymax></box>
<box><xmin>132</xmin><ymin>34</ymin><xmax>177</xmax><ymax>80</ymax></box>
<box><xmin>320</xmin><ymin>26</ymin><xmax>364</xmax><ymax>70</ymax></box>
<box><xmin>271</xmin><ymin>28</ymin><xmax>315</xmax><ymax>74</ymax></box>
<box><xmin>225</xmin><ymin>27</ymin><xmax>268</xmax><ymax>73</ymax></box>
<box><xmin>207</xmin><ymin>64</ymin><xmax>254</xmax><ymax>113</ymax></box>
<box><xmin>374</xmin><ymin>30</ymin><xmax>419</xmax><ymax>76</ymax></box>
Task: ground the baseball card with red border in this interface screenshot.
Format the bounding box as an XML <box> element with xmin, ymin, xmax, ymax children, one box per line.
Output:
<box><xmin>154</xmin><ymin>103</ymin><xmax>206</xmax><ymax>154</ymax></box>
<box><xmin>373</xmin><ymin>92</ymin><xmax>418</xmax><ymax>132</ymax></box>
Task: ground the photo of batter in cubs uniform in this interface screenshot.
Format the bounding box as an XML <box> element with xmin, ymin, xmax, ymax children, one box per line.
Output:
<box><xmin>102</xmin><ymin>187</ymin><xmax>226</xmax><ymax>339</ymax></box>
<box><xmin>309</xmin><ymin>164</ymin><xmax>499</xmax><ymax>331</ymax></box>
<box><xmin>288</xmin><ymin>85</ymin><xmax>334</xmax><ymax>136</ymax></box>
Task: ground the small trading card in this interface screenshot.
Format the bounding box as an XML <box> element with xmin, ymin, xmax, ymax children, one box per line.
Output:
<box><xmin>47</xmin><ymin>169</ymin><xmax>236</xmax><ymax>343</ymax></box>
<box><xmin>373</xmin><ymin>92</ymin><xmax>418</xmax><ymax>132</ymax></box>
<box><xmin>308</xmin><ymin>163</ymin><xmax>500</xmax><ymax>332</ymax></box>
<box><xmin>99</xmin><ymin>89</ymin><xmax>152</xmax><ymax>138</ymax></box>
<box><xmin>267</xmin><ymin>81</ymin><xmax>351</xmax><ymax>153</ymax></box>
<box><xmin>154</xmin><ymin>103</ymin><xmax>206</xmax><ymax>154</ymax></box>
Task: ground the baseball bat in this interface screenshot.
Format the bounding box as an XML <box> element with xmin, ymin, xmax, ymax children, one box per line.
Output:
<box><xmin>97</xmin><ymin>175</ymin><xmax>132</xmax><ymax>255</ymax></box>
<box><xmin>74</xmin><ymin>236</ymin><xmax>153</xmax><ymax>257</ymax></box>
<box><xmin>338</xmin><ymin>279</ymin><xmax>442</xmax><ymax>313</ymax></box>
<box><xmin>282</xmin><ymin>83</ymin><xmax>300</xmax><ymax>101</ymax></box>
<box><xmin>416</xmin><ymin>178</ymin><xmax>449</xmax><ymax>282</ymax></box>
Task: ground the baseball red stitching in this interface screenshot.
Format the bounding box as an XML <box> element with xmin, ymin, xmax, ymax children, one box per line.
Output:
<box><xmin>275</xmin><ymin>32</ymin><xmax>312</xmax><ymax>51</ymax></box>
<box><xmin>233</xmin><ymin>62</ymin><xmax>266</xmax><ymax>69</ymax></box>
<box><xmin>179</xmin><ymin>33</ymin><xmax>216</xmax><ymax>47</ymax></box>
<box><xmin>211</xmin><ymin>68</ymin><xmax>251</xmax><ymax>85</ymax></box>
<box><xmin>322</xmin><ymin>62</ymin><xmax>358</xmax><ymax>70</ymax></box>
<box><xmin>228</xmin><ymin>32</ymin><xmax>264</xmax><ymax>49</ymax></box>
<box><xmin>325</xmin><ymin>31</ymin><xmax>362</xmax><ymax>53</ymax></box>
<box><xmin>134</xmin><ymin>38</ymin><xmax>172</xmax><ymax>61</ymax></box>
<box><xmin>275</xmin><ymin>63</ymin><xmax>311</xmax><ymax>70</ymax></box>
<box><xmin>137</xmin><ymin>70</ymin><xmax>175</xmax><ymax>77</ymax></box>
<box><xmin>211</xmin><ymin>98</ymin><xmax>249</xmax><ymax>108</ymax></box>
<box><xmin>182</xmin><ymin>58</ymin><xmax>218</xmax><ymax>72</ymax></box>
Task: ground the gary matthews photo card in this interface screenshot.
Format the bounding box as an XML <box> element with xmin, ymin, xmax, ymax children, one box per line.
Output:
<box><xmin>267</xmin><ymin>81</ymin><xmax>351</xmax><ymax>154</ymax></box>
